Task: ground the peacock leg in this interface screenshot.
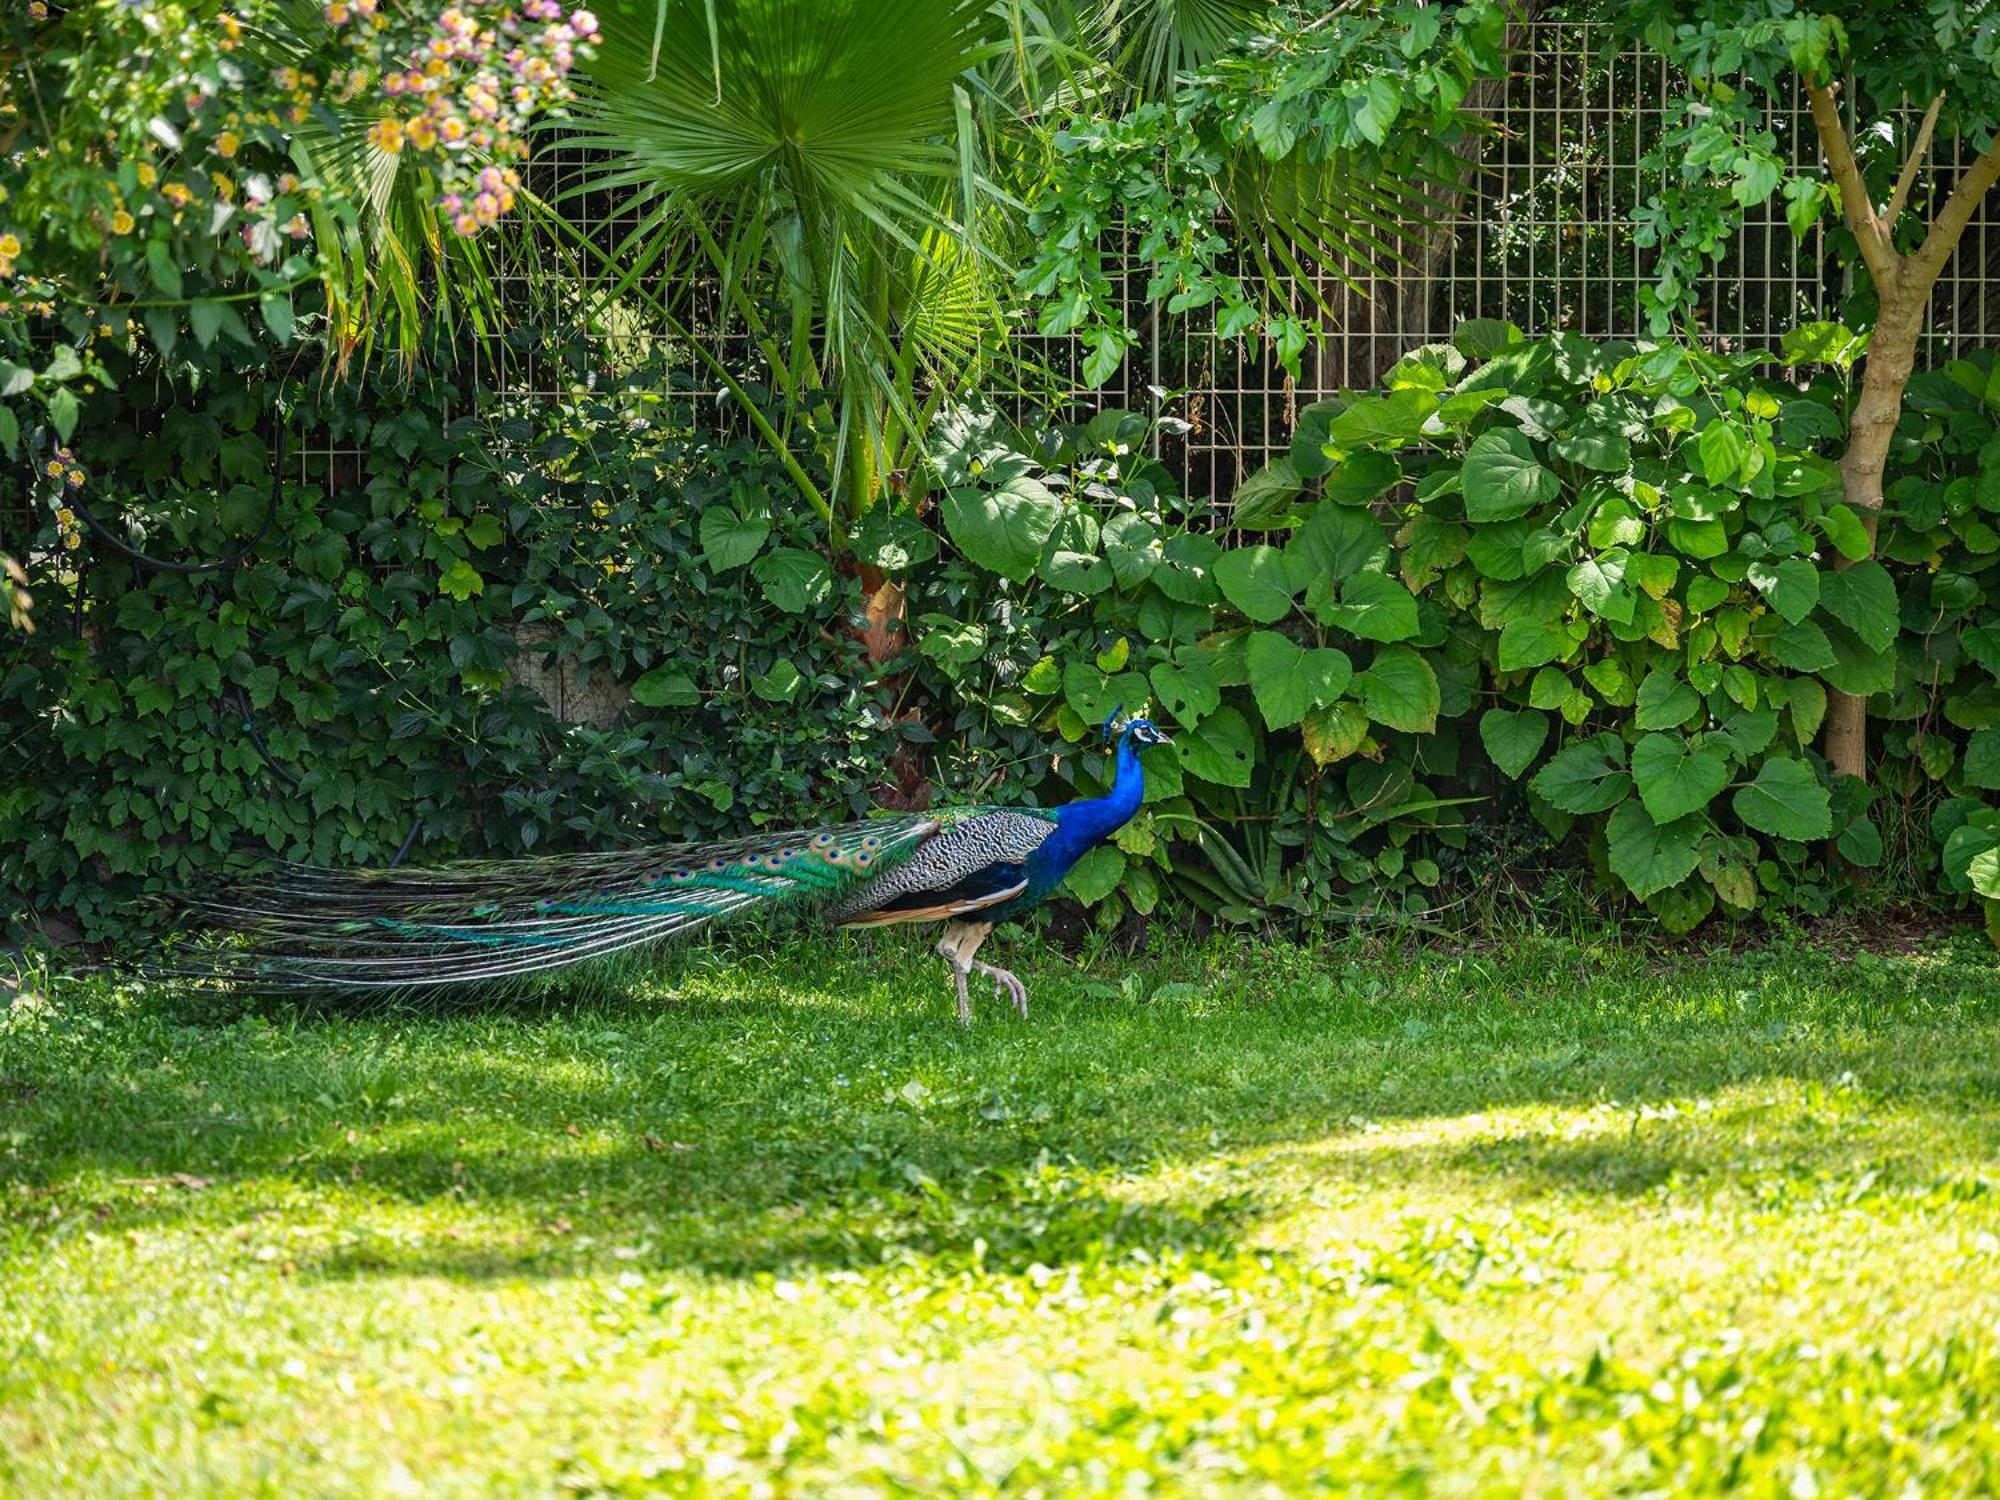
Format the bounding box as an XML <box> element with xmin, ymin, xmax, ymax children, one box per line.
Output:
<box><xmin>936</xmin><ymin>921</ymin><xmax>991</xmax><ymax>1025</ymax></box>
<box><xmin>971</xmin><ymin>962</ymin><xmax>1029</xmax><ymax>1019</ymax></box>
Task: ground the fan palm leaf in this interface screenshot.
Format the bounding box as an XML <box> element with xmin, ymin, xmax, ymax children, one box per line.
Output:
<box><xmin>562</xmin><ymin>0</ymin><xmax>1016</xmax><ymax>519</ymax></box>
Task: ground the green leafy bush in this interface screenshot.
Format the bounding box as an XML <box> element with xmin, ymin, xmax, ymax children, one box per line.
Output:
<box><xmin>2</xmin><ymin>329</ymin><xmax>892</xmax><ymax>941</ymax></box>
<box><xmin>909</xmin><ymin>324</ymin><xmax>2000</xmax><ymax>936</ymax></box>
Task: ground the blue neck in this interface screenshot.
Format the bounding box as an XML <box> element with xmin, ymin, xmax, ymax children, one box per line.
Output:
<box><xmin>1054</xmin><ymin>730</ymin><xmax>1147</xmax><ymax>847</ymax></box>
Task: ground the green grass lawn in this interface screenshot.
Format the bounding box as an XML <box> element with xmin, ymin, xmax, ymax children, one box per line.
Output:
<box><xmin>6</xmin><ymin>932</ymin><xmax>2000</xmax><ymax>1495</ymax></box>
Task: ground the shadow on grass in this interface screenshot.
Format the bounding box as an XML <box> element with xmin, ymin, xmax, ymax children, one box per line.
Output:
<box><xmin>7</xmin><ymin>935</ymin><xmax>2000</xmax><ymax>1283</ymax></box>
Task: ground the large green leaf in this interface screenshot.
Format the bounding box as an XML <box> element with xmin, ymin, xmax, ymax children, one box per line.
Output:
<box><xmin>1818</xmin><ymin>618</ymin><xmax>1895</xmax><ymax>697</ymax></box>
<box><xmin>1567</xmin><ymin>550</ymin><xmax>1634</xmax><ymax>623</ymax></box>
<box><xmin>1696</xmin><ymin>419</ymin><xmax>1748</xmax><ymax>485</ymax></box>
<box><xmin>1324</xmin><ymin>451</ymin><xmax>1403</xmax><ymax>507</ymax></box>
<box><xmin>1063</xmin><ymin>663</ymin><xmax>1151</xmax><ymax>727</ymax></box>
<box><xmin>1064</xmin><ymin>845</ymin><xmax>1127</xmax><ymax>906</ymax></box>
<box><xmin>1177</xmin><ymin>705</ymin><xmax>1255</xmax><ymax>787</ymax></box>
<box><xmin>1817</xmin><ymin>560</ymin><xmax>1898</xmax><ymax>653</ymax></box>
<box><xmin>1463</xmin><ymin>428</ymin><xmax>1560</xmax><ymax>522</ymax></box>
<box><xmin>1633</xmin><ymin>669</ymin><xmax>1701</xmax><ymax>731</ymax></box>
<box><xmin>1630</xmin><ymin>733</ymin><xmax>1730</xmax><ymax>824</ymax></box>
<box><xmin>941</xmin><ymin>468</ymin><xmax>1062</xmax><ymax>581</ymax></box>
<box><xmin>1497</xmin><ymin>618</ymin><xmax>1569</xmax><ymax>672</ymax></box>
<box><xmin>1731</xmin><ymin>757</ymin><xmax>1832</xmax><ymax>840</ymax></box>
<box><xmin>1964</xmin><ymin>727</ymin><xmax>2000</xmax><ymax>790</ymax></box>
<box><xmin>1606</xmin><ymin>799</ymin><xmax>1702</xmax><ymax>899</ymax></box>
<box><xmin>1285</xmin><ymin>502</ymin><xmax>1387</xmax><ymax>585</ymax></box>
<box><xmin>1215</xmin><ymin>545</ymin><xmax>1296</xmax><ymax>624</ymax></box>
<box><xmin>1530</xmin><ymin>733</ymin><xmax>1631</xmax><ymax>813</ymax></box>
<box><xmin>1246</xmin><ymin>631</ymin><xmax>1353</xmax><ymax>730</ymax></box>
<box><xmin>1230</xmin><ymin>458</ymin><xmax>1306</xmax><ymax>529</ymax></box>
<box><xmin>1353</xmin><ymin>645</ymin><xmax>1438</xmax><ymax>733</ymax></box>
<box><xmin>1750</xmin><ymin>557</ymin><xmax>1819</xmax><ymax>623</ymax></box>
<box><xmin>1149</xmin><ymin>657</ymin><xmax>1222</xmax><ymax>726</ymax></box>
<box><xmin>1324</xmin><ymin>389</ymin><xmax>1437</xmax><ymax>449</ymax></box>
<box><xmin>1765</xmin><ymin>619</ymin><xmax>1837</xmax><ymax>673</ymax></box>
<box><xmin>1480</xmin><ymin>708</ymin><xmax>1549</xmax><ymax>779</ymax></box>
<box><xmin>1322</xmin><ymin>571</ymin><xmax>1419</xmax><ymax>642</ymax></box>
<box><xmin>632</xmin><ymin>666</ymin><xmax>700</xmax><ymax>707</ymax></box>
<box><xmin>751</xmin><ymin>548</ymin><xmax>834</xmax><ymax>613</ymax></box>
<box><xmin>699</xmin><ymin>504</ymin><xmax>771</xmax><ymax>572</ymax></box>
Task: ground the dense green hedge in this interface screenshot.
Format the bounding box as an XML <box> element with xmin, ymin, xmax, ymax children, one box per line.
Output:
<box><xmin>10</xmin><ymin>320</ymin><xmax>2000</xmax><ymax>946</ymax></box>
<box><xmin>903</xmin><ymin>322</ymin><xmax>2000</xmax><ymax>935</ymax></box>
<box><xmin>2</xmin><ymin>332</ymin><xmax>893</xmax><ymax>941</ymax></box>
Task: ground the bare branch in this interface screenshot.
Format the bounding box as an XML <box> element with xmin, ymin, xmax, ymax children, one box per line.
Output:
<box><xmin>1884</xmin><ymin>92</ymin><xmax>1945</xmax><ymax>227</ymax></box>
<box><xmin>1806</xmin><ymin>80</ymin><xmax>1898</xmax><ymax>285</ymax></box>
<box><xmin>1911</xmin><ymin>131</ymin><xmax>2000</xmax><ymax>288</ymax></box>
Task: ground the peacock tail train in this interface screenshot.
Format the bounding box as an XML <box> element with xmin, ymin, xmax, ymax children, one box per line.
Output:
<box><xmin>167</xmin><ymin>814</ymin><xmax>950</xmax><ymax>993</ymax></box>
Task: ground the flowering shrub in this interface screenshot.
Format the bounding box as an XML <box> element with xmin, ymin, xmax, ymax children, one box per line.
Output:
<box><xmin>326</xmin><ymin>0</ymin><xmax>599</xmax><ymax>237</ymax></box>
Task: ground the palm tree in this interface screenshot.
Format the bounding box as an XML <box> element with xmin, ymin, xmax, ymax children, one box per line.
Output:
<box><xmin>558</xmin><ymin>0</ymin><xmax>1494</xmax><ymax>662</ymax></box>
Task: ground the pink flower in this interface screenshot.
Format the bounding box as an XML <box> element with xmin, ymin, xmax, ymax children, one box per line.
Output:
<box><xmin>569</xmin><ymin>9</ymin><xmax>596</xmax><ymax>34</ymax></box>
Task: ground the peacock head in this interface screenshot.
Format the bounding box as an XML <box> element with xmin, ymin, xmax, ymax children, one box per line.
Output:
<box><xmin>1100</xmin><ymin>707</ymin><xmax>1173</xmax><ymax>748</ymax></box>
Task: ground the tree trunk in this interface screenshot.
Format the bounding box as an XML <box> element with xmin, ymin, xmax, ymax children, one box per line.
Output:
<box><xmin>1820</xmin><ymin>285</ymin><xmax>1925</xmax><ymax>781</ymax></box>
<box><xmin>1802</xmin><ymin>83</ymin><xmax>2000</xmax><ymax>789</ymax></box>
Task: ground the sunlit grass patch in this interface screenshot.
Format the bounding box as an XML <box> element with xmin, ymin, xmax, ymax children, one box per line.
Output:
<box><xmin>5</xmin><ymin>932</ymin><xmax>2000</xmax><ymax>1493</ymax></box>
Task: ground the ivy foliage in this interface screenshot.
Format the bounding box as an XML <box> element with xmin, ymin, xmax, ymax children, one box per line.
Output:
<box><xmin>1018</xmin><ymin>0</ymin><xmax>1507</xmax><ymax>384</ymax></box>
<box><xmin>16</xmin><ymin>317</ymin><xmax>2000</xmax><ymax>945</ymax></box>
<box><xmin>1</xmin><ymin>329</ymin><xmax>893</xmax><ymax>941</ymax></box>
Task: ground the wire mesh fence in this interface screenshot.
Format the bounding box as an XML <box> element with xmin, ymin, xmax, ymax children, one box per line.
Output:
<box><xmin>479</xmin><ymin>20</ymin><xmax>2000</xmax><ymax>506</ymax></box>
<box><xmin>21</xmin><ymin>19</ymin><xmax>2000</xmax><ymax>537</ymax></box>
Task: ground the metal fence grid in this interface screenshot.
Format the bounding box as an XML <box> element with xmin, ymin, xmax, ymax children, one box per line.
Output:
<box><xmin>17</xmin><ymin>17</ymin><xmax>2000</xmax><ymax>552</ymax></box>
<box><xmin>482</xmin><ymin>20</ymin><xmax>2000</xmax><ymax>505</ymax></box>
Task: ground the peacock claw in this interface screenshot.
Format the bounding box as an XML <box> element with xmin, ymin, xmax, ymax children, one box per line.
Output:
<box><xmin>973</xmin><ymin>961</ymin><xmax>1029</xmax><ymax>1019</ymax></box>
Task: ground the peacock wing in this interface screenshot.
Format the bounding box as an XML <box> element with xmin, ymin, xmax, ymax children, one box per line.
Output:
<box><xmin>824</xmin><ymin>809</ymin><xmax>1059</xmax><ymax>927</ymax></box>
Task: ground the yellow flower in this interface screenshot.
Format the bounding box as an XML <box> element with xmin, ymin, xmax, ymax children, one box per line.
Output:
<box><xmin>136</xmin><ymin>162</ymin><xmax>157</xmax><ymax>187</ymax></box>
<box><xmin>406</xmin><ymin>116</ymin><xmax>438</xmax><ymax>150</ymax></box>
<box><xmin>368</xmin><ymin>117</ymin><xmax>405</xmax><ymax>153</ymax></box>
<box><xmin>66</xmin><ymin>470</ymin><xmax>83</xmax><ymax>488</ymax></box>
<box><xmin>0</xmin><ymin>234</ymin><xmax>18</xmax><ymax>258</ymax></box>
<box><xmin>215</xmin><ymin>131</ymin><xmax>240</xmax><ymax>159</ymax></box>
<box><xmin>45</xmin><ymin>460</ymin><xmax>63</xmax><ymax>477</ymax></box>
<box><xmin>56</xmin><ymin>508</ymin><xmax>74</xmax><ymax>526</ymax></box>
<box><xmin>110</xmin><ymin>209</ymin><xmax>135</xmax><ymax>235</ymax></box>
<box><xmin>63</xmin><ymin>533</ymin><xmax>81</xmax><ymax>551</ymax></box>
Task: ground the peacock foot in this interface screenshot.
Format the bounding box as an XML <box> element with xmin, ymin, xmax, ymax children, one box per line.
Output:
<box><xmin>972</xmin><ymin>961</ymin><xmax>1029</xmax><ymax>1019</ymax></box>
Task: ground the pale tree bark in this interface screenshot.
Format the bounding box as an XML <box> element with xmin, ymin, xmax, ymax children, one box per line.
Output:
<box><xmin>1804</xmin><ymin>82</ymin><xmax>2000</xmax><ymax>782</ymax></box>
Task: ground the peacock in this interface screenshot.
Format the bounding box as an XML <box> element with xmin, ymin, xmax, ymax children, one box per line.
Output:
<box><xmin>175</xmin><ymin>713</ymin><xmax>1171</xmax><ymax>1022</ymax></box>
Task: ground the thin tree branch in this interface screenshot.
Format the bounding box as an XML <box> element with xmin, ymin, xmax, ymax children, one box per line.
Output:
<box><xmin>1911</xmin><ymin>131</ymin><xmax>2000</xmax><ymax>286</ymax></box>
<box><xmin>1884</xmin><ymin>91</ymin><xmax>1945</xmax><ymax>227</ymax></box>
<box><xmin>1806</xmin><ymin>80</ymin><xmax>1898</xmax><ymax>285</ymax></box>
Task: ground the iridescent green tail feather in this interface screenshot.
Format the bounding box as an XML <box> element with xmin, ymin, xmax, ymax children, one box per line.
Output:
<box><xmin>167</xmin><ymin>816</ymin><xmax>938</xmax><ymax>994</ymax></box>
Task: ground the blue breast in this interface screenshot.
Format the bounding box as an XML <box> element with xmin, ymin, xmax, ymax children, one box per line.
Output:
<box><xmin>982</xmin><ymin>733</ymin><xmax>1147</xmax><ymax>923</ymax></box>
